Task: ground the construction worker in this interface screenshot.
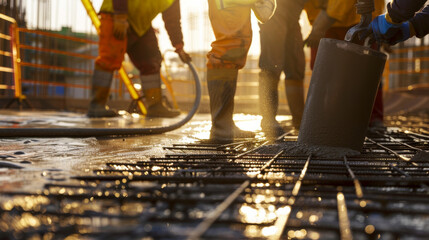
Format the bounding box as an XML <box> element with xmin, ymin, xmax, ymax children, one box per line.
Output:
<box><xmin>207</xmin><ymin>0</ymin><xmax>276</xmax><ymax>143</ymax></box>
<box><xmin>258</xmin><ymin>0</ymin><xmax>307</xmax><ymax>137</ymax></box>
<box><xmin>87</xmin><ymin>0</ymin><xmax>191</xmax><ymax>118</ymax></box>
<box><xmin>304</xmin><ymin>0</ymin><xmax>386</xmax><ymax>127</ymax></box>
<box><xmin>365</xmin><ymin>0</ymin><xmax>429</xmax><ymax>45</ymax></box>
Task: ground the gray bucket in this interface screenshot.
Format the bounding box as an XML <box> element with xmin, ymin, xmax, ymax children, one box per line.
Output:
<box><xmin>298</xmin><ymin>38</ymin><xmax>387</xmax><ymax>151</ymax></box>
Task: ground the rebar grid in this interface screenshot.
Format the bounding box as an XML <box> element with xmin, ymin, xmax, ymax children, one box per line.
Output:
<box><xmin>1</xmin><ymin>127</ymin><xmax>429</xmax><ymax>239</ymax></box>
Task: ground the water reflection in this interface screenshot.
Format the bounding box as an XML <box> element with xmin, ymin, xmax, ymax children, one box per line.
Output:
<box><xmin>288</xmin><ymin>229</ymin><xmax>308</xmax><ymax>239</ymax></box>
<box><xmin>261</xmin><ymin>226</ymin><xmax>278</xmax><ymax>237</ymax></box>
<box><xmin>239</xmin><ymin>204</ymin><xmax>277</xmax><ymax>224</ymax></box>
<box><xmin>365</xmin><ymin>224</ymin><xmax>375</xmax><ymax>234</ymax></box>
<box><xmin>233</xmin><ymin>114</ymin><xmax>262</xmax><ymax>132</ymax></box>
<box><xmin>2</xmin><ymin>195</ymin><xmax>49</xmax><ymax>211</ymax></box>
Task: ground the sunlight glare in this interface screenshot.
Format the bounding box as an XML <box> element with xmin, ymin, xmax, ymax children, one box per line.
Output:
<box><xmin>133</xmin><ymin>83</ymin><xmax>142</xmax><ymax>90</ymax></box>
<box><xmin>261</xmin><ymin>226</ymin><xmax>278</xmax><ymax>237</ymax></box>
<box><xmin>233</xmin><ymin>114</ymin><xmax>261</xmax><ymax>132</ymax></box>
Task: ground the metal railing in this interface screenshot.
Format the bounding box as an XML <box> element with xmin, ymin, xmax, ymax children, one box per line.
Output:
<box><xmin>1</xmin><ymin>14</ymin><xmax>120</xmax><ymax>110</ymax></box>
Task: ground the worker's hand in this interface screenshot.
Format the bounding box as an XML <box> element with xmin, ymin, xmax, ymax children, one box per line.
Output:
<box><xmin>175</xmin><ymin>46</ymin><xmax>192</xmax><ymax>63</ymax></box>
<box><xmin>363</xmin><ymin>14</ymin><xmax>413</xmax><ymax>46</ymax></box>
<box><xmin>304</xmin><ymin>28</ymin><xmax>326</xmax><ymax>48</ymax></box>
<box><xmin>304</xmin><ymin>10</ymin><xmax>336</xmax><ymax>48</ymax></box>
<box><xmin>113</xmin><ymin>14</ymin><xmax>129</xmax><ymax>40</ymax></box>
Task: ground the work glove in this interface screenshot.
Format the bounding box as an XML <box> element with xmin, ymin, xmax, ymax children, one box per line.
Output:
<box><xmin>252</xmin><ymin>0</ymin><xmax>276</xmax><ymax>24</ymax></box>
<box><xmin>304</xmin><ymin>10</ymin><xmax>336</xmax><ymax>48</ymax></box>
<box><xmin>215</xmin><ymin>0</ymin><xmax>276</xmax><ymax>23</ymax></box>
<box><xmin>363</xmin><ymin>14</ymin><xmax>413</xmax><ymax>46</ymax></box>
<box><xmin>175</xmin><ymin>45</ymin><xmax>192</xmax><ymax>63</ymax></box>
<box><xmin>113</xmin><ymin>14</ymin><xmax>129</xmax><ymax>40</ymax></box>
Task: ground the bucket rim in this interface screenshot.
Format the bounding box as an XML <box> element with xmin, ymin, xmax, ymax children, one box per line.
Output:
<box><xmin>320</xmin><ymin>38</ymin><xmax>387</xmax><ymax>59</ymax></box>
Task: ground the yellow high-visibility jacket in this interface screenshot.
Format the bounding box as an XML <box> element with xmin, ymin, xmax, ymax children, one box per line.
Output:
<box><xmin>305</xmin><ymin>0</ymin><xmax>386</xmax><ymax>27</ymax></box>
<box><xmin>100</xmin><ymin>0</ymin><xmax>176</xmax><ymax>37</ymax></box>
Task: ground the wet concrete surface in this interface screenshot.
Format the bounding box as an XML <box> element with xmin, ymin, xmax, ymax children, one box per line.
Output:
<box><xmin>1</xmin><ymin>110</ymin><xmax>429</xmax><ymax>239</ymax></box>
<box><xmin>0</xmin><ymin>110</ymin><xmax>294</xmax><ymax>239</ymax></box>
<box><xmin>0</xmin><ymin>110</ymin><xmax>289</xmax><ymax>192</ymax></box>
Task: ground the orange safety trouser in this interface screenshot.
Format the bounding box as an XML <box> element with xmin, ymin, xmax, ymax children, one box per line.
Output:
<box><xmin>207</xmin><ymin>0</ymin><xmax>253</xmax><ymax>69</ymax></box>
<box><xmin>95</xmin><ymin>13</ymin><xmax>128</xmax><ymax>72</ymax></box>
<box><xmin>95</xmin><ymin>13</ymin><xmax>162</xmax><ymax>75</ymax></box>
<box><xmin>310</xmin><ymin>27</ymin><xmax>384</xmax><ymax>122</ymax></box>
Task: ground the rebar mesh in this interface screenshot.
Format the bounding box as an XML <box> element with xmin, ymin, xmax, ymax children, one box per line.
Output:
<box><xmin>1</xmin><ymin>125</ymin><xmax>429</xmax><ymax>240</ymax></box>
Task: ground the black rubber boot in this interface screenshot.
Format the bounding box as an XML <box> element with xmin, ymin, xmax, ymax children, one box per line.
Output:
<box><xmin>259</xmin><ymin>70</ymin><xmax>285</xmax><ymax>138</ymax></box>
<box><xmin>144</xmin><ymin>88</ymin><xmax>180</xmax><ymax>118</ymax></box>
<box><xmin>285</xmin><ymin>79</ymin><xmax>305</xmax><ymax>129</ymax></box>
<box><xmin>207</xmin><ymin>68</ymin><xmax>255</xmax><ymax>143</ymax></box>
<box><xmin>87</xmin><ymin>69</ymin><xmax>118</xmax><ymax>118</ymax></box>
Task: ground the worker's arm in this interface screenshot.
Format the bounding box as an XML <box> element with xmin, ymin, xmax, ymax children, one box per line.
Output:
<box><xmin>410</xmin><ymin>5</ymin><xmax>429</xmax><ymax>38</ymax></box>
<box><xmin>387</xmin><ymin>0</ymin><xmax>428</xmax><ymax>38</ymax></box>
<box><xmin>162</xmin><ymin>0</ymin><xmax>191</xmax><ymax>63</ymax></box>
<box><xmin>162</xmin><ymin>0</ymin><xmax>183</xmax><ymax>49</ymax></box>
<box><xmin>305</xmin><ymin>0</ymin><xmax>345</xmax><ymax>48</ymax></box>
<box><xmin>304</xmin><ymin>10</ymin><xmax>336</xmax><ymax>47</ymax></box>
<box><xmin>365</xmin><ymin>0</ymin><xmax>428</xmax><ymax>45</ymax></box>
<box><xmin>387</xmin><ymin>0</ymin><xmax>426</xmax><ymax>23</ymax></box>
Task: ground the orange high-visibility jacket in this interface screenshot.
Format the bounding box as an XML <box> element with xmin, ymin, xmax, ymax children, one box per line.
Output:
<box><xmin>305</xmin><ymin>0</ymin><xmax>386</xmax><ymax>27</ymax></box>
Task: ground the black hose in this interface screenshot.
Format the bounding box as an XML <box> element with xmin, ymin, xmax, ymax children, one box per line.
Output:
<box><xmin>0</xmin><ymin>62</ymin><xmax>201</xmax><ymax>138</ymax></box>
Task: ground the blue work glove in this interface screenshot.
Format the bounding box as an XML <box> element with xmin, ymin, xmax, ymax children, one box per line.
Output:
<box><xmin>365</xmin><ymin>14</ymin><xmax>411</xmax><ymax>46</ymax></box>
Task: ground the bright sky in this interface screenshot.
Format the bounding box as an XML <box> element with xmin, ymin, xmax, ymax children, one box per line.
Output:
<box><xmin>23</xmin><ymin>0</ymin><xmax>312</xmax><ymax>56</ymax></box>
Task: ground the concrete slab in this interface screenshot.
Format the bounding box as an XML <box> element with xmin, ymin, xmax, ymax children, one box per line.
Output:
<box><xmin>0</xmin><ymin>110</ymin><xmax>290</xmax><ymax>192</ymax></box>
<box><xmin>0</xmin><ymin>110</ymin><xmax>428</xmax><ymax>238</ymax></box>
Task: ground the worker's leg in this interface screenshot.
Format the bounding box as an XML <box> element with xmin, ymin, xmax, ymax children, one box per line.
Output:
<box><xmin>284</xmin><ymin>79</ymin><xmax>305</xmax><ymax>128</ymax></box>
<box><xmin>207</xmin><ymin>0</ymin><xmax>255</xmax><ymax>142</ymax></box>
<box><xmin>259</xmin><ymin>70</ymin><xmax>284</xmax><ymax>137</ymax></box>
<box><xmin>283</xmin><ymin>9</ymin><xmax>305</xmax><ymax>129</ymax></box>
<box><xmin>127</xmin><ymin>27</ymin><xmax>180</xmax><ymax>118</ymax></box>
<box><xmin>369</xmin><ymin>83</ymin><xmax>384</xmax><ymax>126</ymax></box>
<box><xmin>368</xmin><ymin>42</ymin><xmax>384</xmax><ymax>127</ymax></box>
<box><xmin>88</xmin><ymin>13</ymin><xmax>126</xmax><ymax>118</ymax></box>
<box><xmin>207</xmin><ymin>68</ymin><xmax>239</xmax><ymax>141</ymax></box>
<box><xmin>259</xmin><ymin>0</ymin><xmax>305</xmax><ymax>135</ymax></box>
<box><xmin>258</xmin><ymin>0</ymin><xmax>288</xmax><ymax>137</ymax></box>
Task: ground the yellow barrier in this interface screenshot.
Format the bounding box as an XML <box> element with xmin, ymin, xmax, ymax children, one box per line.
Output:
<box><xmin>80</xmin><ymin>0</ymin><xmax>147</xmax><ymax>115</ymax></box>
<box><xmin>0</xmin><ymin>13</ymin><xmax>24</xmax><ymax>102</ymax></box>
